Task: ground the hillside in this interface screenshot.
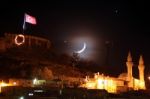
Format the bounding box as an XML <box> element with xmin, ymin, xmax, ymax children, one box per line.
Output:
<box><xmin>0</xmin><ymin>47</ymin><xmax>90</xmax><ymax>79</ymax></box>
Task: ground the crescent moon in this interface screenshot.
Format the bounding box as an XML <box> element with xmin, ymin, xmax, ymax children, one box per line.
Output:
<box><xmin>76</xmin><ymin>42</ymin><xmax>86</xmax><ymax>54</ymax></box>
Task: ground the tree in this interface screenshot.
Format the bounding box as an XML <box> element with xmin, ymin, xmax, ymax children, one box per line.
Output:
<box><xmin>41</xmin><ymin>67</ymin><xmax>53</xmax><ymax>80</ymax></box>
<box><xmin>31</xmin><ymin>67</ymin><xmax>42</xmax><ymax>79</ymax></box>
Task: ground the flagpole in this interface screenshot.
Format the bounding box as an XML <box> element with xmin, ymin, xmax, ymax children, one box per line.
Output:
<box><xmin>22</xmin><ymin>13</ymin><xmax>26</xmax><ymax>34</ymax></box>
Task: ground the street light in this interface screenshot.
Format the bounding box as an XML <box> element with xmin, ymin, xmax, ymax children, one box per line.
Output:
<box><xmin>148</xmin><ymin>76</ymin><xmax>150</xmax><ymax>80</ymax></box>
<box><xmin>33</xmin><ymin>78</ymin><xmax>37</xmax><ymax>85</ymax></box>
<box><xmin>19</xmin><ymin>96</ymin><xmax>24</xmax><ymax>99</ymax></box>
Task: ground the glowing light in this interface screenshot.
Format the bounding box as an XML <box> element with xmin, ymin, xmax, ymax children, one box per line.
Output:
<box><xmin>0</xmin><ymin>82</ymin><xmax>10</xmax><ymax>93</ymax></box>
<box><xmin>0</xmin><ymin>82</ymin><xmax>17</xmax><ymax>93</ymax></box>
<box><xmin>134</xmin><ymin>79</ymin><xmax>139</xmax><ymax>90</ymax></box>
<box><xmin>148</xmin><ymin>76</ymin><xmax>150</xmax><ymax>80</ymax></box>
<box><xmin>13</xmin><ymin>82</ymin><xmax>17</xmax><ymax>85</ymax></box>
<box><xmin>0</xmin><ymin>82</ymin><xmax>8</xmax><ymax>87</ymax></box>
<box><xmin>82</xmin><ymin>73</ymin><xmax>117</xmax><ymax>93</ymax></box>
<box><xmin>85</xmin><ymin>82</ymin><xmax>96</xmax><ymax>89</ymax></box>
<box><xmin>34</xmin><ymin>90</ymin><xmax>43</xmax><ymax>92</ymax></box>
<box><xmin>33</xmin><ymin>78</ymin><xmax>37</xmax><ymax>85</ymax></box>
<box><xmin>19</xmin><ymin>96</ymin><xmax>24</xmax><ymax>99</ymax></box>
<box><xmin>97</xmin><ymin>79</ymin><xmax>104</xmax><ymax>89</ymax></box>
<box><xmin>139</xmin><ymin>81</ymin><xmax>146</xmax><ymax>89</ymax></box>
<box><xmin>15</xmin><ymin>34</ymin><xmax>25</xmax><ymax>46</ymax></box>
<box><xmin>28</xmin><ymin>93</ymin><xmax>34</xmax><ymax>96</ymax></box>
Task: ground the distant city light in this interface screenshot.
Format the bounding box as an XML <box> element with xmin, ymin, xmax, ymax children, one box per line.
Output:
<box><xmin>0</xmin><ymin>81</ymin><xmax>17</xmax><ymax>93</ymax></box>
<box><xmin>148</xmin><ymin>76</ymin><xmax>150</xmax><ymax>80</ymax></box>
<box><xmin>0</xmin><ymin>82</ymin><xmax>8</xmax><ymax>87</ymax></box>
<box><xmin>15</xmin><ymin>34</ymin><xmax>25</xmax><ymax>46</ymax></box>
<box><xmin>34</xmin><ymin>90</ymin><xmax>43</xmax><ymax>92</ymax></box>
<box><xmin>13</xmin><ymin>82</ymin><xmax>17</xmax><ymax>85</ymax></box>
<box><xmin>28</xmin><ymin>93</ymin><xmax>34</xmax><ymax>96</ymax></box>
<box><xmin>19</xmin><ymin>96</ymin><xmax>24</xmax><ymax>99</ymax></box>
<box><xmin>33</xmin><ymin>78</ymin><xmax>37</xmax><ymax>85</ymax></box>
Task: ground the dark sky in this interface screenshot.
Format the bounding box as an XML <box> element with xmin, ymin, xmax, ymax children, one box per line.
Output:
<box><xmin>0</xmin><ymin>1</ymin><xmax>150</xmax><ymax>75</ymax></box>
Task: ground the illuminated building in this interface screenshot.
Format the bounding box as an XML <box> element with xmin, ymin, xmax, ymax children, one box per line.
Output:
<box><xmin>0</xmin><ymin>80</ymin><xmax>15</xmax><ymax>93</ymax></box>
<box><xmin>81</xmin><ymin>52</ymin><xmax>146</xmax><ymax>93</ymax></box>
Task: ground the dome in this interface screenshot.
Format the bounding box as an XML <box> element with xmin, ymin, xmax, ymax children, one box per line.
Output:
<box><xmin>118</xmin><ymin>73</ymin><xmax>128</xmax><ymax>80</ymax></box>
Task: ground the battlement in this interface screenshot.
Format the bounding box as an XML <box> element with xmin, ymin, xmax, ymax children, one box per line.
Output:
<box><xmin>0</xmin><ymin>33</ymin><xmax>51</xmax><ymax>51</ymax></box>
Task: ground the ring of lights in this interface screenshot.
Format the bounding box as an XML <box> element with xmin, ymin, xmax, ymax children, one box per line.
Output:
<box><xmin>15</xmin><ymin>34</ymin><xmax>25</xmax><ymax>46</ymax></box>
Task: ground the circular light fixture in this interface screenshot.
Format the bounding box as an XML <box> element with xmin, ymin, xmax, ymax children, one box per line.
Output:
<box><xmin>15</xmin><ymin>34</ymin><xmax>25</xmax><ymax>46</ymax></box>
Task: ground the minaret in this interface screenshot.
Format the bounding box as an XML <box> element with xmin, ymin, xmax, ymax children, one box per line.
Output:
<box><xmin>126</xmin><ymin>51</ymin><xmax>133</xmax><ymax>88</ymax></box>
<box><xmin>138</xmin><ymin>55</ymin><xmax>146</xmax><ymax>89</ymax></box>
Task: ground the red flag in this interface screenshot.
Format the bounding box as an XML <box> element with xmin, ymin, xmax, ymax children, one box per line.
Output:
<box><xmin>25</xmin><ymin>13</ymin><xmax>37</xmax><ymax>25</ymax></box>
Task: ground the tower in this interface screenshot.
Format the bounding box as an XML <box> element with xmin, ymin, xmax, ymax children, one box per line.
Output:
<box><xmin>126</xmin><ymin>51</ymin><xmax>133</xmax><ymax>88</ymax></box>
<box><xmin>138</xmin><ymin>55</ymin><xmax>146</xmax><ymax>89</ymax></box>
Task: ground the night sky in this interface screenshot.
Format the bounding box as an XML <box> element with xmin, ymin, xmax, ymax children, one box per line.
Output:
<box><xmin>0</xmin><ymin>1</ymin><xmax>150</xmax><ymax>75</ymax></box>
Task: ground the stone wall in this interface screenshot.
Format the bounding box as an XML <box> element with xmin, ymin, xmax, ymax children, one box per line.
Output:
<box><xmin>0</xmin><ymin>33</ymin><xmax>51</xmax><ymax>51</ymax></box>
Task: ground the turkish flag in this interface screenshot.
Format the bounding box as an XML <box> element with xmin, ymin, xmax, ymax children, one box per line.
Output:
<box><xmin>25</xmin><ymin>13</ymin><xmax>37</xmax><ymax>25</ymax></box>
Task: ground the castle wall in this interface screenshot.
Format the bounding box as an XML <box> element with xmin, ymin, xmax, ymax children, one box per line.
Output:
<box><xmin>0</xmin><ymin>38</ymin><xmax>6</xmax><ymax>52</ymax></box>
<box><xmin>0</xmin><ymin>33</ymin><xmax>51</xmax><ymax>51</ymax></box>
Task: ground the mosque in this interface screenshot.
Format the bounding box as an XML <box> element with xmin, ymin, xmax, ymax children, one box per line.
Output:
<box><xmin>81</xmin><ymin>52</ymin><xmax>146</xmax><ymax>93</ymax></box>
